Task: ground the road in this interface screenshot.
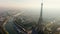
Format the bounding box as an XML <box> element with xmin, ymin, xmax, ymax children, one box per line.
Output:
<box><xmin>5</xmin><ymin>17</ymin><xmax>18</xmax><ymax>34</ymax></box>
<box><xmin>5</xmin><ymin>11</ymin><xmax>25</xmax><ymax>34</ymax></box>
<box><xmin>0</xmin><ymin>11</ymin><xmax>33</xmax><ymax>34</ymax></box>
<box><xmin>0</xmin><ymin>11</ymin><xmax>25</xmax><ymax>34</ymax></box>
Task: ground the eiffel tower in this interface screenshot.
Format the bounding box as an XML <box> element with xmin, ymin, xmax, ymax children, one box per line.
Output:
<box><xmin>37</xmin><ymin>0</ymin><xmax>44</xmax><ymax>31</ymax></box>
<box><xmin>38</xmin><ymin>0</ymin><xmax>43</xmax><ymax>25</ymax></box>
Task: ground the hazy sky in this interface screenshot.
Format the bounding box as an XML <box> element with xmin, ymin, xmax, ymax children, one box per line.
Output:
<box><xmin>0</xmin><ymin>0</ymin><xmax>60</xmax><ymax>9</ymax></box>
